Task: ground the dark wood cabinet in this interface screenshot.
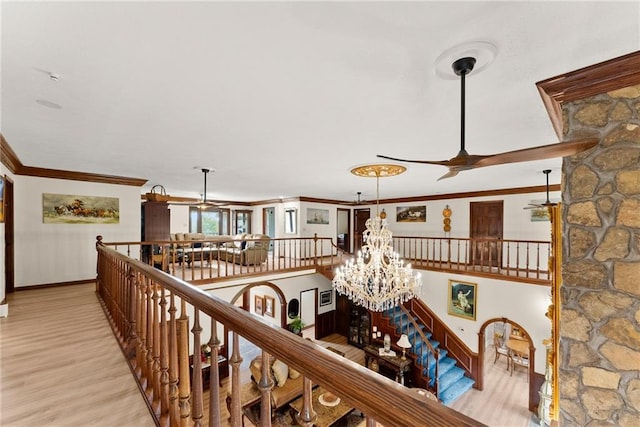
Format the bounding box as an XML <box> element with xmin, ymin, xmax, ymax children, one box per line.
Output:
<box><xmin>141</xmin><ymin>202</ymin><xmax>170</xmax><ymax>265</ymax></box>
<box><xmin>336</xmin><ymin>295</ymin><xmax>370</xmax><ymax>348</ymax></box>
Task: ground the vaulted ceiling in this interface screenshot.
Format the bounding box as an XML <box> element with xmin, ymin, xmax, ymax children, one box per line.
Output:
<box><xmin>2</xmin><ymin>2</ymin><xmax>638</xmax><ymax>202</ymax></box>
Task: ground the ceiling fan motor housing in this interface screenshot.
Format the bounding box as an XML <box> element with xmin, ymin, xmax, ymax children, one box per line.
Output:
<box><xmin>453</xmin><ymin>57</ymin><xmax>476</xmax><ymax>76</ymax></box>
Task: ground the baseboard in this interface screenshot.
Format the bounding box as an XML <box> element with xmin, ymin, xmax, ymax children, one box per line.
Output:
<box><xmin>15</xmin><ymin>278</ymin><xmax>95</xmax><ymax>291</ymax></box>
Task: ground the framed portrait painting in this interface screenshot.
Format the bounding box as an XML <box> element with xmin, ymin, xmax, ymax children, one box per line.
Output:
<box><xmin>264</xmin><ymin>295</ymin><xmax>275</xmax><ymax>317</ymax></box>
<box><xmin>255</xmin><ymin>295</ymin><xmax>264</xmax><ymax>316</ymax></box>
<box><xmin>447</xmin><ymin>279</ymin><xmax>477</xmax><ymax>321</ymax></box>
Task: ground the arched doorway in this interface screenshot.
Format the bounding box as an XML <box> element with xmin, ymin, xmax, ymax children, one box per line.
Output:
<box><xmin>229</xmin><ymin>281</ymin><xmax>287</xmax><ymax>328</ymax></box>
<box><xmin>478</xmin><ymin>317</ymin><xmax>537</xmax><ymax>412</ymax></box>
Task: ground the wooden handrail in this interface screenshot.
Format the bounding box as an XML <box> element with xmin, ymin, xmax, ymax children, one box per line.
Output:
<box><xmin>96</xmin><ymin>237</ymin><xmax>484</xmax><ymax>427</ymax></box>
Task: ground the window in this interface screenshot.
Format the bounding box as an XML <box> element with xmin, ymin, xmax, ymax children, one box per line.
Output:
<box><xmin>234</xmin><ymin>210</ymin><xmax>252</xmax><ymax>234</ymax></box>
<box><xmin>284</xmin><ymin>208</ymin><xmax>297</xmax><ymax>234</ymax></box>
<box><xmin>189</xmin><ymin>207</ymin><xmax>229</xmax><ymax>235</ymax></box>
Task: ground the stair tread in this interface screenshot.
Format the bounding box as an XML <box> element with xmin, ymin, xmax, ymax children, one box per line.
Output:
<box><xmin>439</xmin><ymin>376</ymin><xmax>475</xmax><ymax>406</ymax></box>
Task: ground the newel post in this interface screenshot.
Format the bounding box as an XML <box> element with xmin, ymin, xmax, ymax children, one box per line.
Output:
<box><xmin>95</xmin><ymin>235</ymin><xmax>103</xmax><ymax>293</ymax></box>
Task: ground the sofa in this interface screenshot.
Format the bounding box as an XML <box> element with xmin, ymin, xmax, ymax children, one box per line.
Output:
<box><xmin>226</xmin><ymin>356</ymin><xmax>304</xmax><ymax>419</ymax></box>
<box><xmin>216</xmin><ymin>233</ymin><xmax>270</xmax><ymax>266</ymax></box>
<box><xmin>169</xmin><ymin>233</ymin><xmax>270</xmax><ymax>266</ymax></box>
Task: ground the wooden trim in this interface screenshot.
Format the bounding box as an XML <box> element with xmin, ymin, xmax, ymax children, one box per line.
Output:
<box><xmin>537</xmin><ymin>50</ymin><xmax>640</xmax><ymax>138</ymax></box>
<box><xmin>0</xmin><ymin>134</ymin><xmax>22</xmax><ymax>173</ymax></box>
<box><xmin>1</xmin><ymin>133</ymin><xmax>147</xmax><ymax>187</ymax></box>
<box><xmin>20</xmin><ymin>165</ymin><xmax>147</xmax><ymax>187</ymax></box>
<box><xmin>15</xmin><ymin>278</ymin><xmax>95</xmax><ymax>291</ymax></box>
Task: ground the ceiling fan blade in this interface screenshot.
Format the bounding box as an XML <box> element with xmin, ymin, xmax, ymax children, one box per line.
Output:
<box><xmin>474</xmin><ymin>138</ymin><xmax>598</xmax><ymax>168</ymax></box>
<box><xmin>376</xmin><ymin>154</ymin><xmax>450</xmax><ymax>166</ymax></box>
<box><xmin>437</xmin><ymin>169</ymin><xmax>460</xmax><ymax>180</ymax></box>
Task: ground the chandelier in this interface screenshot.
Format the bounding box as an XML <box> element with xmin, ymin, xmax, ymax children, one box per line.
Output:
<box><xmin>332</xmin><ymin>164</ymin><xmax>422</xmax><ymax>312</ymax></box>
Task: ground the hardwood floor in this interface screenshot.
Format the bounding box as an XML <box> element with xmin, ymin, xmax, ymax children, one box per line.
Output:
<box><xmin>0</xmin><ymin>283</ymin><xmax>154</xmax><ymax>427</ymax></box>
<box><xmin>1</xmin><ymin>283</ymin><xmax>536</xmax><ymax>427</ymax></box>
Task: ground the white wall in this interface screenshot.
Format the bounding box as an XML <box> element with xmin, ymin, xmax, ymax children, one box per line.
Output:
<box><xmin>13</xmin><ymin>175</ymin><xmax>141</xmax><ymax>287</ymax></box>
<box><xmin>418</xmin><ymin>270</ymin><xmax>551</xmax><ymax>373</ymax></box>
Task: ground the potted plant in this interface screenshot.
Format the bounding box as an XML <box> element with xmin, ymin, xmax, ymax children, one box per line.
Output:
<box><xmin>288</xmin><ymin>316</ymin><xmax>305</xmax><ymax>335</ymax></box>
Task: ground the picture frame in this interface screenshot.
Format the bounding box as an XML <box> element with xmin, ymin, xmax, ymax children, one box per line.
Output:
<box><xmin>42</xmin><ymin>193</ymin><xmax>120</xmax><ymax>224</ymax></box>
<box><xmin>396</xmin><ymin>205</ymin><xmax>426</xmax><ymax>223</ymax></box>
<box><xmin>306</xmin><ymin>208</ymin><xmax>329</xmax><ymax>225</ymax></box>
<box><xmin>264</xmin><ymin>295</ymin><xmax>275</xmax><ymax>317</ymax></box>
<box><xmin>447</xmin><ymin>279</ymin><xmax>477</xmax><ymax>321</ymax></box>
<box><xmin>320</xmin><ymin>290</ymin><xmax>332</xmax><ymax>306</ymax></box>
<box><xmin>255</xmin><ymin>295</ymin><xmax>264</xmax><ymax>316</ymax></box>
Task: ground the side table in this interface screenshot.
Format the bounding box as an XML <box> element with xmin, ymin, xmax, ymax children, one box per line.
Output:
<box><xmin>363</xmin><ymin>345</ymin><xmax>413</xmax><ymax>386</ymax></box>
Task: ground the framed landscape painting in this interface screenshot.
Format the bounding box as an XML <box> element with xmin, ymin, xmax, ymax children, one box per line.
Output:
<box><xmin>307</xmin><ymin>208</ymin><xmax>329</xmax><ymax>225</ymax></box>
<box><xmin>42</xmin><ymin>193</ymin><xmax>119</xmax><ymax>224</ymax></box>
<box><xmin>396</xmin><ymin>205</ymin><xmax>426</xmax><ymax>223</ymax></box>
<box><xmin>447</xmin><ymin>279</ymin><xmax>477</xmax><ymax>321</ymax></box>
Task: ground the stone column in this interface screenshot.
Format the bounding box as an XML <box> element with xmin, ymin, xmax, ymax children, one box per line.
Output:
<box><xmin>561</xmin><ymin>84</ymin><xmax>640</xmax><ymax>425</ymax></box>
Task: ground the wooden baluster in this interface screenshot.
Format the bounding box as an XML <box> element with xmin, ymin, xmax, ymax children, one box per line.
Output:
<box><xmin>258</xmin><ymin>351</ymin><xmax>274</xmax><ymax>426</ymax></box>
<box><xmin>136</xmin><ymin>276</ymin><xmax>147</xmax><ymax>386</ymax></box>
<box><xmin>526</xmin><ymin>243</ymin><xmax>530</xmax><ymax>276</ymax></box>
<box><xmin>145</xmin><ymin>278</ymin><xmax>155</xmax><ymax>400</ymax></box>
<box><xmin>151</xmin><ymin>283</ymin><xmax>162</xmax><ymax>415</ymax></box>
<box><xmin>177</xmin><ymin>300</ymin><xmax>192</xmax><ymax>426</ymax></box>
<box><xmin>168</xmin><ymin>293</ymin><xmax>180</xmax><ymax>426</ymax></box>
<box><xmin>438</xmin><ymin>238</ymin><xmax>443</xmax><ymax>268</ymax></box>
<box><xmin>191</xmin><ymin>309</ymin><xmax>204</xmax><ymax>427</ymax></box>
<box><xmin>125</xmin><ymin>266</ymin><xmax>138</xmax><ymax>359</ymax></box>
<box><xmin>516</xmin><ymin>243</ymin><xmax>521</xmax><ymax>276</ymax></box>
<box><xmin>294</xmin><ymin>376</ymin><xmax>317</xmax><ymax>427</ymax></box>
<box><xmin>159</xmin><ymin>287</ymin><xmax>171</xmax><ymax>425</ymax></box>
<box><xmin>208</xmin><ymin>318</ymin><xmax>221</xmax><ymax>427</ymax></box>
<box><xmin>506</xmin><ymin>241</ymin><xmax>511</xmax><ymax>276</ymax></box>
<box><xmin>536</xmin><ymin>243</ymin><xmax>541</xmax><ymax>279</ymax></box>
<box><xmin>229</xmin><ymin>331</ymin><xmax>243</xmax><ymax>427</ymax></box>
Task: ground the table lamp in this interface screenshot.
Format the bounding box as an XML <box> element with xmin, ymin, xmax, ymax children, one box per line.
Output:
<box><xmin>397</xmin><ymin>334</ymin><xmax>411</xmax><ymax>360</ymax></box>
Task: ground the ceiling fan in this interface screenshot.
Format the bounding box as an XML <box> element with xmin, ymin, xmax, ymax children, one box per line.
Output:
<box><xmin>524</xmin><ymin>169</ymin><xmax>557</xmax><ymax>209</ymax></box>
<box><xmin>169</xmin><ymin>168</ymin><xmax>228</xmax><ymax>208</ymax></box>
<box><xmin>377</xmin><ymin>56</ymin><xmax>598</xmax><ymax>180</ymax></box>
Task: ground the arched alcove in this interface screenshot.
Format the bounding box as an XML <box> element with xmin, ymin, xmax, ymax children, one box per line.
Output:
<box><xmin>477</xmin><ymin>317</ymin><xmax>537</xmax><ymax>412</ymax></box>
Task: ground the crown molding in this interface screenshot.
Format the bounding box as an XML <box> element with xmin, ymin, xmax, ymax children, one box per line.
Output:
<box><xmin>1</xmin><ymin>133</ymin><xmax>147</xmax><ymax>187</ymax></box>
<box><xmin>537</xmin><ymin>50</ymin><xmax>640</xmax><ymax>138</ymax></box>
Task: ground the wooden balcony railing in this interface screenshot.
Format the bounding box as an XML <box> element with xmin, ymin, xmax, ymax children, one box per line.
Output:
<box><xmin>103</xmin><ymin>235</ymin><xmax>550</xmax><ymax>286</ymax></box>
<box><xmin>391</xmin><ymin>236</ymin><xmax>551</xmax><ymax>284</ymax></box>
<box><xmin>95</xmin><ymin>236</ymin><xmax>484</xmax><ymax>427</ymax></box>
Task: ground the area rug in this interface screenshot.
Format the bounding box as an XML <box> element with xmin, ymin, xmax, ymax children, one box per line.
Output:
<box><xmin>244</xmin><ymin>404</ymin><xmax>365</xmax><ymax>427</ymax></box>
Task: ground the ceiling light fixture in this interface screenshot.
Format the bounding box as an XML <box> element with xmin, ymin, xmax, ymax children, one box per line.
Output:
<box><xmin>332</xmin><ymin>164</ymin><xmax>422</xmax><ymax>312</ymax></box>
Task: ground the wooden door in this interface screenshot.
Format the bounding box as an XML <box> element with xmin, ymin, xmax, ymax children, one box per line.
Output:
<box><xmin>470</xmin><ymin>201</ymin><xmax>503</xmax><ymax>268</ymax></box>
<box><xmin>353</xmin><ymin>208</ymin><xmax>370</xmax><ymax>254</ymax></box>
<box><xmin>4</xmin><ymin>177</ymin><xmax>14</xmax><ymax>293</ymax></box>
<box><xmin>336</xmin><ymin>208</ymin><xmax>350</xmax><ymax>252</ymax></box>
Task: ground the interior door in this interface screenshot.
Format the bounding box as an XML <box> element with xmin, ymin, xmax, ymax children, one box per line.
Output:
<box><xmin>336</xmin><ymin>208</ymin><xmax>350</xmax><ymax>252</ymax></box>
<box><xmin>262</xmin><ymin>207</ymin><xmax>275</xmax><ymax>250</ymax></box>
<box><xmin>470</xmin><ymin>201</ymin><xmax>503</xmax><ymax>268</ymax></box>
<box><xmin>4</xmin><ymin>177</ymin><xmax>14</xmax><ymax>293</ymax></box>
<box><xmin>353</xmin><ymin>208</ymin><xmax>370</xmax><ymax>254</ymax></box>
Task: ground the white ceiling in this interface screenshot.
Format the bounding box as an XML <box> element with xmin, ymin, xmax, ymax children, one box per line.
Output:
<box><xmin>2</xmin><ymin>1</ymin><xmax>639</xmax><ymax>203</ymax></box>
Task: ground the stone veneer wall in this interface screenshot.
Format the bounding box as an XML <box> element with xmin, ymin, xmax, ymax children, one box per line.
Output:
<box><xmin>560</xmin><ymin>84</ymin><xmax>640</xmax><ymax>425</ymax></box>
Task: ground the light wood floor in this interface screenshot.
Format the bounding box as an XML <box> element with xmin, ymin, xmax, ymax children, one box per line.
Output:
<box><xmin>1</xmin><ymin>283</ymin><xmax>535</xmax><ymax>427</ymax></box>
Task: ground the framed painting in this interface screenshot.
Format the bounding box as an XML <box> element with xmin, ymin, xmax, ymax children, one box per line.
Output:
<box><xmin>307</xmin><ymin>208</ymin><xmax>329</xmax><ymax>225</ymax></box>
<box><xmin>264</xmin><ymin>295</ymin><xmax>275</xmax><ymax>317</ymax></box>
<box><xmin>255</xmin><ymin>295</ymin><xmax>264</xmax><ymax>316</ymax></box>
<box><xmin>42</xmin><ymin>193</ymin><xmax>120</xmax><ymax>224</ymax></box>
<box><xmin>396</xmin><ymin>206</ymin><xmax>426</xmax><ymax>223</ymax></box>
<box><xmin>447</xmin><ymin>279</ymin><xmax>477</xmax><ymax>321</ymax></box>
<box><xmin>320</xmin><ymin>290</ymin><xmax>333</xmax><ymax>306</ymax></box>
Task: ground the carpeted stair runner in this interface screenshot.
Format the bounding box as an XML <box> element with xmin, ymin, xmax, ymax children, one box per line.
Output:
<box><xmin>384</xmin><ymin>309</ymin><xmax>475</xmax><ymax>406</ymax></box>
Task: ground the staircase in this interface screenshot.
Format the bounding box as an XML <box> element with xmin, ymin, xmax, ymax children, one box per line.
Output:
<box><xmin>383</xmin><ymin>309</ymin><xmax>475</xmax><ymax>405</ymax></box>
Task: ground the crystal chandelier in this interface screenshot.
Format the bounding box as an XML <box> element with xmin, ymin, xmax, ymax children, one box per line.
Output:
<box><xmin>332</xmin><ymin>164</ymin><xmax>422</xmax><ymax>312</ymax></box>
